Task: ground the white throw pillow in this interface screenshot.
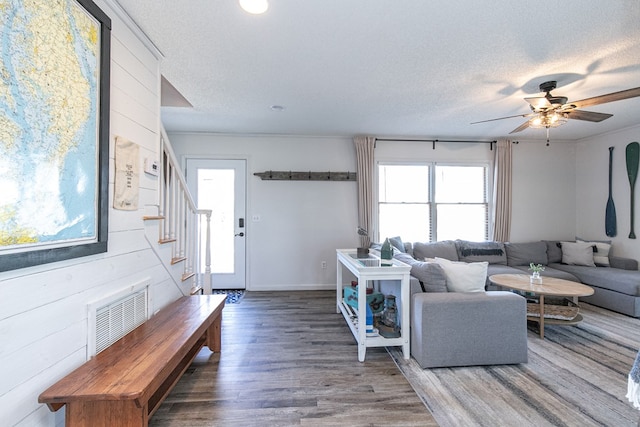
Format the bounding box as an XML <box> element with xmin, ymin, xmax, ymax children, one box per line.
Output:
<box><xmin>576</xmin><ymin>238</ymin><xmax>611</xmax><ymax>267</ymax></box>
<box><xmin>434</xmin><ymin>257</ymin><xmax>487</xmax><ymax>292</ymax></box>
<box><xmin>561</xmin><ymin>241</ymin><xmax>596</xmax><ymax>266</ymax></box>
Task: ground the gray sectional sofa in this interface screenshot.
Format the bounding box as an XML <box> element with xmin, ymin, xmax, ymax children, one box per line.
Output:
<box><xmin>378</xmin><ymin>238</ymin><xmax>640</xmax><ymax>369</ymax></box>
<box><xmin>400</xmin><ymin>239</ymin><xmax>640</xmax><ymax>318</ymax></box>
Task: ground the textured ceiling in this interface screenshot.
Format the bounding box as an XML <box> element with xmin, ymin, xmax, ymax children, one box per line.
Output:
<box><xmin>115</xmin><ymin>0</ymin><xmax>640</xmax><ymax>141</ymax></box>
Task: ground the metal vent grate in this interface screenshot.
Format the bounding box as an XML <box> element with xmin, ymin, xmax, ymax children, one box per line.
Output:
<box><xmin>88</xmin><ymin>279</ymin><xmax>151</xmax><ymax>358</ymax></box>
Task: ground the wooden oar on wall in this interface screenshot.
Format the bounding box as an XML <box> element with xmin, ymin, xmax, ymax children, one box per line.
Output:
<box><xmin>626</xmin><ymin>142</ymin><xmax>639</xmax><ymax>239</ymax></box>
<box><xmin>605</xmin><ymin>147</ymin><xmax>617</xmax><ymax>237</ymax></box>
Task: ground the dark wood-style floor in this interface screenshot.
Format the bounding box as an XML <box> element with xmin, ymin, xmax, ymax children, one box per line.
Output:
<box><xmin>150</xmin><ymin>291</ymin><xmax>437</xmax><ymax>426</ymax></box>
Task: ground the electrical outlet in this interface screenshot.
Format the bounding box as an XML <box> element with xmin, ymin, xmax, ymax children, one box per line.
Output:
<box><xmin>321</xmin><ymin>261</ymin><xmax>327</xmax><ymax>269</ymax></box>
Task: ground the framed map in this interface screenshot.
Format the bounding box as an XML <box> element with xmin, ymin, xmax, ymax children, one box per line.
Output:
<box><xmin>0</xmin><ymin>0</ymin><xmax>111</xmax><ymax>271</ymax></box>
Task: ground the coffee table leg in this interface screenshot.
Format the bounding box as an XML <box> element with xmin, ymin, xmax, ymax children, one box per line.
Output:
<box><xmin>539</xmin><ymin>295</ymin><xmax>545</xmax><ymax>339</ymax></box>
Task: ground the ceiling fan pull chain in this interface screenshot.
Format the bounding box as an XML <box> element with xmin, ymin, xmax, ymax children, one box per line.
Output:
<box><xmin>546</xmin><ymin>127</ymin><xmax>550</xmax><ymax>146</ymax></box>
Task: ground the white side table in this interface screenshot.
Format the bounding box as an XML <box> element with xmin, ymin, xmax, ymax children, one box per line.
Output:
<box><xmin>336</xmin><ymin>249</ymin><xmax>411</xmax><ymax>362</ymax></box>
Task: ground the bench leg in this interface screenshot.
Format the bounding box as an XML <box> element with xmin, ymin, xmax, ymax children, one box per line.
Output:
<box><xmin>206</xmin><ymin>314</ymin><xmax>222</xmax><ymax>352</ymax></box>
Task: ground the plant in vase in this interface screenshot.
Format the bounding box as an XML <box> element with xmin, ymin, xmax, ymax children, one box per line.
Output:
<box><xmin>529</xmin><ymin>263</ymin><xmax>545</xmax><ymax>284</ymax></box>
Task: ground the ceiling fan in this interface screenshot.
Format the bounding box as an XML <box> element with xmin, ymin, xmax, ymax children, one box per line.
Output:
<box><xmin>472</xmin><ymin>81</ymin><xmax>640</xmax><ymax>144</ymax></box>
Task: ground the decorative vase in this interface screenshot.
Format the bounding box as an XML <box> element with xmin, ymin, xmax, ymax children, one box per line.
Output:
<box><xmin>379</xmin><ymin>294</ymin><xmax>400</xmax><ymax>338</ymax></box>
<box><xmin>356</xmin><ymin>247</ymin><xmax>369</xmax><ymax>258</ymax></box>
<box><xmin>530</xmin><ymin>271</ymin><xmax>542</xmax><ymax>285</ymax></box>
<box><xmin>380</xmin><ymin>238</ymin><xmax>393</xmax><ymax>261</ymax></box>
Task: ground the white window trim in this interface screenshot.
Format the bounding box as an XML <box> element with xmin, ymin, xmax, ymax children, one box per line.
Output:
<box><xmin>376</xmin><ymin>161</ymin><xmax>492</xmax><ymax>243</ymax></box>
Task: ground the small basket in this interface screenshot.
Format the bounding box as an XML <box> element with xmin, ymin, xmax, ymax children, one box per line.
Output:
<box><xmin>526</xmin><ymin>299</ymin><xmax>579</xmax><ymax>321</ymax></box>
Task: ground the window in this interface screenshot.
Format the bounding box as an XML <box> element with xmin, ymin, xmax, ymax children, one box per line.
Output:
<box><xmin>378</xmin><ymin>163</ymin><xmax>488</xmax><ymax>242</ymax></box>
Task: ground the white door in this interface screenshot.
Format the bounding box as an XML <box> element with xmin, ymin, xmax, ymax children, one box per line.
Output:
<box><xmin>186</xmin><ymin>159</ymin><xmax>246</xmax><ymax>289</ymax></box>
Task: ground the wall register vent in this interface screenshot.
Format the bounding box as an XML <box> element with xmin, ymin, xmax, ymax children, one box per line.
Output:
<box><xmin>88</xmin><ymin>279</ymin><xmax>152</xmax><ymax>358</ymax></box>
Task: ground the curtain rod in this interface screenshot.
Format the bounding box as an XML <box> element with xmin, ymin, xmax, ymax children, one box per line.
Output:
<box><xmin>375</xmin><ymin>138</ymin><xmax>497</xmax><ymax>150</ymax></box>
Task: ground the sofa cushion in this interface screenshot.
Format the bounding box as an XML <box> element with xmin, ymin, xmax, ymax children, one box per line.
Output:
<box><xmin>394</xmin><ymin>252</ymin><xmax>447</xmax><ymax>292</ymax></box>
<box><xmin>434</xmin><ymin>257</ymin><xmax>487</xmax><ymax>292</ymax></box>
<box><xmin>561</xmin><ymin>241</ymin><xmax>596</xmax><ymax>267</ymax></box>
<box><xmin>550</xmin><ymin>263</ymin><xmax>640</xmax><ymax>296</ymax></box>
<box><xmin>543</xmin><ymin>240</ymin><xmax>563</xmax><ymax>263</ymax></box>
<box><xmin>505</xmin><ymin>241</ymin><xmax>548</xmax><ymax>266</ymax></box>
<box><xmin>455</xmin><ymin>240</ymin><xmax>507</xmax><ymax>265</ymax></box>
<box><xmin>576</xmin><ymin>238</ymin><xmax>611</xmax><ymax>267</ymax></box>
<box><xmin>413</xmin><ymin>240</ymin><xmax>459</xmax><ymax>261</ymax></box>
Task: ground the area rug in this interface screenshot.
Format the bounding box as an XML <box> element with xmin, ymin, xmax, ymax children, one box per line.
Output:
<box><xmin>212</xmin><ymin>289</ymin><xmax>245</xmax><ymax>304</ymax></box>
<box><xmin>388</xmin><ymin>303</ymin><xmax>640</xmax><ymax>427</ymax></box>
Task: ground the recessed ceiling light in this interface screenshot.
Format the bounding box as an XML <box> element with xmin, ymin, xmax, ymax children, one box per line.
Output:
<box><xmin>239</xmin><ymin>0</ymin><xmax>268</xmax><ymax>14</ymax></box>
<box><xmin>270</xmin><ymin>105</ymin><xmax>285</xmax><ymax>112</ymax></box>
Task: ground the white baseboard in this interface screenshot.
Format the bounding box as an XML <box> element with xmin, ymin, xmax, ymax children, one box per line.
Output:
<box><xmin>246</xmin><ymin>284</ymin><xmax>335</xmax><ymax>291</ymax></box>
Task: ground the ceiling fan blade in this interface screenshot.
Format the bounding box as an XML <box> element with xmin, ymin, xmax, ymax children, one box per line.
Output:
<box><xmin>470</xmin><ymin>113</ymin><xmax>530</xmax><ymax>125</ymax></box>
<box><xmin>565</xmin><ymin>110</ymin><xmax>613</xmax><ymax>122</ymax></box>
<box><xmin>509</xmin><ymin>120</ymin><xmax>530</xmax><ymax>134</ymax></box>
<box><xmin>570</xmin><ymin>87</ymin><xmax>640</xmax><ymax>109</ymax></box>
<box><xmin>525</xmin><ymin>96</ymin><xmax>552</xmax><ymax>110</ymax></box>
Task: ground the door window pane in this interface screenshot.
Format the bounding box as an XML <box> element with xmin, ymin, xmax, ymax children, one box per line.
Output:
<box><xmin>197</xmin><ymin>169</ymin><xmax>235</xmax><ymax>274</ymax></box>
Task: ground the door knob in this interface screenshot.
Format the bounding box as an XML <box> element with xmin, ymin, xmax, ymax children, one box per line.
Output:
<box><xmin>235</xmin><ymin>232</ymin><xmax>245</xmax><ymax>237</ymax></box>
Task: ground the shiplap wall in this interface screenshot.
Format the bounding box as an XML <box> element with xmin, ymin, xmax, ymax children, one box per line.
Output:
<box><xmin>0</xmin><ymin>1</ymin><xmax>183</xmax><ymax>425</ymax></box>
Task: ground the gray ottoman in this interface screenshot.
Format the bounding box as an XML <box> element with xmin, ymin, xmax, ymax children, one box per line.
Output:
<box><xmin>411</xmin><ymin>291</ymin><xmax>528</xmax><ymax>368</ymax></box>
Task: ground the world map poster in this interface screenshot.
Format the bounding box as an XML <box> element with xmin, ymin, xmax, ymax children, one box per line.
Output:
<box><xmin>0</xmin><ymin>0</ymin><xmax>110</xmax><ymax>270</ymax></box>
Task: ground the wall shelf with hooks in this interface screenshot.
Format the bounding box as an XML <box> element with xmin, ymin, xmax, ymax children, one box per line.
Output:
<box><xmin>253</xmin><ymin>171</ymin><xmax>356</xmax><ymax>181</ymax></box>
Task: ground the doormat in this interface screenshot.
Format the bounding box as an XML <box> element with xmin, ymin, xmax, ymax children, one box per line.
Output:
<box><xmin>212</xmin><ymin>289</ymin><xmax>245</xmax><ymax>304</ymax></box>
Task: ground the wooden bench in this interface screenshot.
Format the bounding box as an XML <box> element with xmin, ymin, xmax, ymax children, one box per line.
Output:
<box><xmin>39</xmin><ymin>295</ymin><xmax>225</xmax><ymax>427</ymax></box>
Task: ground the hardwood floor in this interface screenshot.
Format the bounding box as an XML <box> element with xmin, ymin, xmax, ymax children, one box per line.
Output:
<box><xmin>150</xmin><ymin>291</ymin><xmax>437</xmax><ymax>426</ymax></box>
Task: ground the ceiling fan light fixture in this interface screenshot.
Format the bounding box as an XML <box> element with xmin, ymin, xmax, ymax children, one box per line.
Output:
<box><xmin>239</xmin><ymin>0</ymin><xmax>269</xmax><ymax>14</ymax></box>
<box><xmin>528</xmin><ymin>111</ymin><xmax>567</xmax><ymax>129</ymax></box>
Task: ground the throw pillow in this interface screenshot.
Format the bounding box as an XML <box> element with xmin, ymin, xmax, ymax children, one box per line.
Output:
<box><xmin>455</xmin><ymin>240</ymin><xmax>507</xmax><ymax>265</ymax></box>
<box><xmin>504</xmin><ymin>241</ymin><xmax>548</xmax><ymax>266</ymax></box>
<box><xmin>393</xmin><ymin>252</ymin><xmax>448</xmax><ymax>292</ymax></box>
<box><xmin>389</xmin><ymin>236</ymin><xmax>406</xmax><ymax>253</ymax></box>
<box><xmin>561</xmin><ymin>241</ymin><xmax>596</xmax><ymax>266</ymax></box>
<box><xmin>411</xmin><ymin>262</ymin><xmax>448</xmax><ymax>292</ymax></box>
<box><xmin>434</xmin><ymin>257</ymin><xmax>487</xmax><ymax>293</ymax></box>
<box><xmin>576</xmin><ymin>238</ymin><xmax>611</xmax><ymax>267</ymax></box>
<box><xmin>543</xmin><ymin>240</ymin><xmax>563</xmax><ymax>264</ymax></box>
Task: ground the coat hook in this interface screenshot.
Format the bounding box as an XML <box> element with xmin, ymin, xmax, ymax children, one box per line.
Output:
<box><xmin>308</xmin><ymin>171</ymin><xmax>312</xmax><ymax>180</ymax></box>
<box><xmin>289</xmin><ymin>171</ymin><xmax>292</xmax><ymax>179</ymax></box>
<box><xmin>269</xmin><ymin>170</ymin><xmax>273</xmax><ymax>179</ymax></box>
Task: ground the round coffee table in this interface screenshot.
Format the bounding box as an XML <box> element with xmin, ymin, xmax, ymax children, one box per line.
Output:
<box><xmin>489</xmin><ymin>274</ymin><xmax>594</xmax><ymax>339</ymax></box>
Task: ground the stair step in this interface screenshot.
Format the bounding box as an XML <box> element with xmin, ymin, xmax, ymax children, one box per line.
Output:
<box><xmin>143</xmin><ymin>215</ymin><xmax>165</xmax><ymax>220</ymax></box>
<box><xmin>158</xmin><ymin>238</ymin><xmax>177</xmax><ymax>244</ymax></box>
<box><xmin>190</xmin><ymin>286</ymin><xmax>203</xmax><ymax>295</ymax></box>
<box><xmin>171</xmin><ymin>256</ymin><xmax>186</xmax><ymax>265</ymax></box>
<box><xmin>182</xmin><ymin>272</ymin><xmax>195</xmax><ymax>282</ymax></box>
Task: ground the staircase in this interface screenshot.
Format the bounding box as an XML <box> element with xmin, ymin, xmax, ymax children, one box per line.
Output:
<box><xmin>144</xmin><ymin>127</ymin><xmax>212</xmax><ymax>295</ymax></box>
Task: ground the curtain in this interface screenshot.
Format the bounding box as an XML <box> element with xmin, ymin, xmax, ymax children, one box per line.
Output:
<box><xmin>492</xmin><ymin>139</ymin><xmax>512</xmax><ymax>242</ymax></box>
<box><xmin>354</xmin><ymin>136</ymin><xmax>376</xmax><ymax>247</ymax></box>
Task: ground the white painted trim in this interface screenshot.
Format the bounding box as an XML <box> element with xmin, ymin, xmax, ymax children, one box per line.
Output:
<box><xmin>248</xmin><ymin>284</ymin><xmax>336</xmax><ymax>292</ymax></box>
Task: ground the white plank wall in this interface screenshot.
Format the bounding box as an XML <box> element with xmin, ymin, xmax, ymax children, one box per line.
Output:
<box><xmin>0</xmin><ymin>1</ymin><xmax>183</xmax><ymax>425</ymax></box>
